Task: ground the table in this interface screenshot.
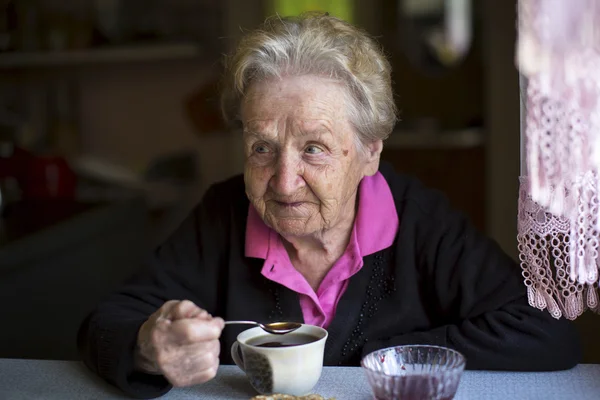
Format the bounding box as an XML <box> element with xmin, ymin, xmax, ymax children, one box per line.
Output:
<box><xmin>1</xmin><ymin>359</ymin><xmax>599</xmax><ymax>399</ymax></box>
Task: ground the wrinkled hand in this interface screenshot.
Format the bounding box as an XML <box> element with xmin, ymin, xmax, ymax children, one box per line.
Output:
<box><xmin>135</xmin><ymin>300</ymin><xmax>224</xmax><ymax>387</ymax></box>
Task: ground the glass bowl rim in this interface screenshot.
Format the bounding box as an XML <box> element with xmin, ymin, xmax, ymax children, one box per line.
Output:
<box><xmin>360</xmin><ymin>344</ymin><xmax>467</xmax><ymax>377</ymax></box>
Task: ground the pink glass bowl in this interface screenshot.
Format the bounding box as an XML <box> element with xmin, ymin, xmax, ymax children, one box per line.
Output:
<box><xmin>361</xmin><ymin>345</ymin><xmax>466</xmax><ymax>400</ymax></box>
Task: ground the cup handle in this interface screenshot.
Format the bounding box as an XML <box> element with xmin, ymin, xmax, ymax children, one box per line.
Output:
<box><xmin>231</xmin><ymin>341</ymin><xmax>245</xmax><ymax>372</ymax></box>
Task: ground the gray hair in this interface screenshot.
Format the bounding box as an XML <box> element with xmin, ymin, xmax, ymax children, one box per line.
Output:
<box><xmin>220</xmin><ymin>12</ymin><xmax>398</xmax><ymax>147</ymax></box>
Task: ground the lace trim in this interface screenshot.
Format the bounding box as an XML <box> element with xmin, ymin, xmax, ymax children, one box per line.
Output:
<box><xmin>518</xmin><ymin>177</ymin><xmax>600</xmax><ymax>320</ymax></box>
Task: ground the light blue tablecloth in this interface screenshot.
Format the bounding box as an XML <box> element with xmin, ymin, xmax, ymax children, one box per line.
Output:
<box><xmin>1</xmin><ymin>359</ymin><xmax>599</xmax><ymax>399</ymax></box>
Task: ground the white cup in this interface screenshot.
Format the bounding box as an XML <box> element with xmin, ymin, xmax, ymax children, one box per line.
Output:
<box><xmin>231</xmin><ymin>324</ymin><xmax>328</xmax><ymax>396</ymax></box>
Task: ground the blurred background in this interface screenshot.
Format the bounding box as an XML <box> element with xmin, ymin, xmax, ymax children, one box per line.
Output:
<box><xmin>2</xmin><ymin>0</ymin><xmax>594</xmax><ymax>364</ymax></box>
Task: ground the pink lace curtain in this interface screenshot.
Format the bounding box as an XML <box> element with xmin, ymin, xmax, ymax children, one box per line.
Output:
<box><xmin>517</xmin><ymin>0</ymin><xmax>600</xmax><ymax>319</ymax></box>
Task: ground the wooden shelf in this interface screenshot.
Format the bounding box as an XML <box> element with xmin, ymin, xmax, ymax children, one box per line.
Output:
<box><xmin>0</xmin><ymin>43</ymin><xmax>206</xmax><ymax>68</ymax></box>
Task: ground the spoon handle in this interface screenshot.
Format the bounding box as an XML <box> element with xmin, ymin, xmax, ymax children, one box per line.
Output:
<box><xmin>224</xmin><ymin>321</ymin><xmax>259</xmax><ymax>326</ymax></box>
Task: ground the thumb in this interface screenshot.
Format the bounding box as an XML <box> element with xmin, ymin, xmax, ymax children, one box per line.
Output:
<box><xmin>211</xmin><ymin>316</ymin><xmax>225</xmax><ymax>331</ymax></box>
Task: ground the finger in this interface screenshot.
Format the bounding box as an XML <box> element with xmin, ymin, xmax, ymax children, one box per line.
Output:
<box><xmin>169</xmin><ymin>318</ymin><xmax>223</xmax><ymax>345</ymax></box>
<box><xmin>168</xmin><ymin>300</ymin><xmax>204</xmax><ymax>320</ymax></box>
<box><xmin>155</xmin><ymin>340</ymin><xmax>216</xmax><ymax>368</ymax></box>
<box><xmin>195</xmin><ymin>309</ymin><xmax>212</xmax><ymax>321</ymax></box>
<box><xmin>208</xmin><ymin>339</ymin><xmax>221</xmax><ymax>357</ymax></box>
<box><xmin>170</xmin><ymin>319</ymin><xmax>223</xmax><ymax>344</ymax></box>
<box><xmin>156</xmin><ymin>300</ymin><xmax>181</xmax><ymax>320</ymax></box>
<box><xmin>155</xmin><ymin>317</ymin><xmax>172</xmax><ymax>330</ymax></box>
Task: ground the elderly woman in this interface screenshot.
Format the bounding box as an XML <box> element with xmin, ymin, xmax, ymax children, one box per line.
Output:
<box><xmin>78</xmin><ymin>12</ymin><xmax>581</xmax><ymax>399</ymax></box>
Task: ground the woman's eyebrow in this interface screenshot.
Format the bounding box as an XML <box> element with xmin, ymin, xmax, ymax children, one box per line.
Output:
<box><xmin>296</xmin><ymin>127</ymin><xmax>334</xmax><ymax>141</ymax></box>
<box><xmin>243</xmin><ymin>128</ymin><xmax>271</xmax><ymax>140</ymax></box>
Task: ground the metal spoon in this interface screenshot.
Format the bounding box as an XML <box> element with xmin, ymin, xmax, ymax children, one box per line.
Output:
<box><xmin>224</xmin><ymin>320</ymin><xmax>302</xmax><ymax>335</ymax></box>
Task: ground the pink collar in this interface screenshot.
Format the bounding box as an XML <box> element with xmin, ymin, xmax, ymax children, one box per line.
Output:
<box><xmin>245</xmin><ymin>171</ymin><xmax>398</xmax><ymax>259</ymax></box>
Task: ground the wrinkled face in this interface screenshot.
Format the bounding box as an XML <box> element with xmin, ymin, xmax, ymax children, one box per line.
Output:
<box><xmin>242</xmin><ymin>75</ymin><xmax>381</xmax><ymax>238</ymax></box>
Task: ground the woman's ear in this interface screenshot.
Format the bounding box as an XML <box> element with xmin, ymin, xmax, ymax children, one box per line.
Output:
<box><xmin>363</xmin><ymin>139</ymin><xmax>383</xmax><ymax>176</ymax></box>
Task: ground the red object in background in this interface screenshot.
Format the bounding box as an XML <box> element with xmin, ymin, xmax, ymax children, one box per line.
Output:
<box><xmin>22</xmin><ymin>155</ymin><xmax>77</xmax><ymax>199</ymax></box>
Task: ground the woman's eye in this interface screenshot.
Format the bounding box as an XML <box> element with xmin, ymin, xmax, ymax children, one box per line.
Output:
<box><xmin>305</xmin><ymin>145</ymin><xmax>323</xmax><ymax>155</ymax></box>
<box><xmin>254</xmin><ymin>145</ymin><xmax>270</xmax><ymax>154</ymax></box>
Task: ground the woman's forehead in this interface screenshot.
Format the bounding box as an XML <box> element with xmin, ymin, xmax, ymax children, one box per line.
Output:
<box><xmin>242</xmin><ymin>76</ymin><xmax>348</xmax><ymax>119</ymax></box>
<box><xmin>243</xmin><ymin>119</ymin><xmax>337</xmax><ymax>141</ymax></box>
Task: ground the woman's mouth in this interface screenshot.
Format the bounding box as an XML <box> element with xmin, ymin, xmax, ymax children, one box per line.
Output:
<box><xmin>275</xmin><ymin>201</ymin><xmax>304</xmax><ymax>208</ymax></box>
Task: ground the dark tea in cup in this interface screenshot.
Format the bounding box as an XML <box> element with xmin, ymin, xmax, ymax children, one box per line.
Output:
<box><xmin>246</xmin><ymin>333</ymin><xmax>319</xmax><ymax>348</ymax></box>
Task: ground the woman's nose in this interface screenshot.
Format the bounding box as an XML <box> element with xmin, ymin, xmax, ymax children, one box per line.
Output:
<box><xmin>270</xmin><ymin>154</ymin><xmax>304</xmax><ymax>195</ymax></box>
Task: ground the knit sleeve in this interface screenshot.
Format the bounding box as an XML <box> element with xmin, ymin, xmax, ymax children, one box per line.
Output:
<box><xmin>363</xmin><ymin>188</ymin><xmax>582</xmax><ymax>371</ymax></box>
<box><xmin>77</xmin><ymin>183</ymin><xmax>231</xmax><ymax>398</ymax></box>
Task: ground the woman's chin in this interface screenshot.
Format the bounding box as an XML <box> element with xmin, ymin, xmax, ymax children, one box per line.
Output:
<box><xmin>271</xmin><ymin>218</ymin><xmax>316</xmax><ymax>238</ymax></box>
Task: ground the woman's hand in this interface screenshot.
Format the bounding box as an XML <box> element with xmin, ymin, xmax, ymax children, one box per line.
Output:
<box><xmin>135</xmin><ymin>300</ymin><xmax>224</xmax><ymax>387</ymax></box>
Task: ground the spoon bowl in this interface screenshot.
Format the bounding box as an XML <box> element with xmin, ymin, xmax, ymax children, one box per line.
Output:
<box><xmin>225</xmin><ymin>320</ymin><xmax>302</xmax><ymax>335</ymax></box>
